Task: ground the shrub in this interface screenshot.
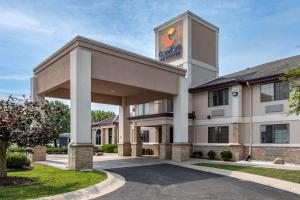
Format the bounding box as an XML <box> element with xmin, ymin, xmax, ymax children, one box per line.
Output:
<box><xmin>221</xmin><ymin>151</ymin><xmax>232</xmax><ymax>161</ymax></box>
<box><xmin>6</xmin><ymin>152</ymin><xmax>31</xmax><ymax>169</ymax></box>
<box><xmin>192</xmin><ymin>151</ymin><xmax>203</xmax><ymax>158</ymax></box>
<box><xmin>93</xmin><ymin>146</ymin><xmax>104</xmax><ymax>154</ymax></box>
<box><xmin>102</xmin><ymin>144</ymin><xmax>118</xmax><ymax>153</ymax></box>
<box><xmin>47</xmin><ymin>147</ymin><xmax>68</xmax><ymax>154</ymax></box>
<box><xmin>145</xmin><ymin>148</ymin><xmax>154</xmax><ymax>155</ymax></box>
<box><xmin>142</xmin><ymin>148</ymin><xmax>146</xmax><ymax>155</ymax></box>
<box><xmin>207</xmin><ymin>150</ymin><xmax>216</xmax><ymax>160</ymax></box>
<box><xmin>113</xmin><ymin>147</ymin><xmax>118</xmax><ymax>153</ymax></box>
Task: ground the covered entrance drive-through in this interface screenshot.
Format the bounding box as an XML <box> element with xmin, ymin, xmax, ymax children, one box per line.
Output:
<box><xmin>31</xmin><ymin>36</ymin><xmax>190</xmax><ymax>170</ymax></box>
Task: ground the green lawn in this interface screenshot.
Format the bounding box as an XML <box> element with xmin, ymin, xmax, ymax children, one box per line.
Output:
<box><xmin>194</xmin><ymin>163</ymin><xmax>300</xmax><ymax>184</ymax></box>
<box><xmin>0</xmin><ymin>164</ymin><xmax>107</xmax><ymax>200</ymax></box>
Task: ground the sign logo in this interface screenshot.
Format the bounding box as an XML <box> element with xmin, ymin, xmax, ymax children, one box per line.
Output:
<box><xmin>159</xmin><ymin>27</ymin><xmax>182</xmax><ymax>62</ymax></box>
<box><xmin>165</xmin><ymin>27</ymin><xmax>175</xmax><ymax>48</ymax></box>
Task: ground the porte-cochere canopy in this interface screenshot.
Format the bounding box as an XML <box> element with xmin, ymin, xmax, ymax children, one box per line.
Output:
<box><xmin>33</xmin><ymin>36</ymin><xmax>186</xmax><ymax>105</ymax></box>
<box><xmin>31</xmin><ymin>36</ymin><xmax>189</xmax><ymax>170</ymax></box>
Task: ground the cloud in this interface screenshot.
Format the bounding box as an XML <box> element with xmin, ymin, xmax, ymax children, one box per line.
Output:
<box><xmin>0</xmin><ymin>7</ymin><xmax>52</xmax><ymax>33</ymax></box>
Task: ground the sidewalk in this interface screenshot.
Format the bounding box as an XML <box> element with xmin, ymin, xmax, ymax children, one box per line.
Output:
<box><xmin>184</xmin><ymin>158</ymin><xmax>300</xmax><ymax>170</ymax></box>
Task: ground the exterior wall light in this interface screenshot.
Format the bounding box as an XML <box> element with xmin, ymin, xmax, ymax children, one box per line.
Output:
<box><xmin>232</xmin><ymin>91</ymin><xmax>238</xmax><ymax>96</ymax></box>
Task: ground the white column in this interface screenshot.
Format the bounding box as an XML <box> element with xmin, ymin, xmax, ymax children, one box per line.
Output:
<box><xmin>173</xmin><ymin>77</ymin><xmax>189</xmax><ymax>143</ymax></box>
<box><xmin>172</xmin><ymin>77</ymin><xmax>190</xmax><ymax>161</ymax></box>
<box><xmin>69</xmin><ymin>47</ymin><xmax>93</xmax><ymax>170</ymax></box>
<box><xmin>118</xmin><ymin>97</ymin><xmax>131</xmax><ymax>156</ymax></box>
<box><xmin>70</xmin><ymin>47</ymin><xmax>91</xmax><ymax>144</ymax></box>
<box><xmin>231</xmin><ymin>84</ymin><xmax>243</xmax><ymax>117</ymax></box>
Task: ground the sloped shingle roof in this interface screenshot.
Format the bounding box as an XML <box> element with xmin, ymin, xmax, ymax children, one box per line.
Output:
<box><xmin>92</xmin><ymin>115</ymin><xmax>119</xmax><ymax>127</ymax></box>
<box><xmin>190</xmin><ymin>55</ymin><xmax>300</xmax><ymax>92</ymax></box>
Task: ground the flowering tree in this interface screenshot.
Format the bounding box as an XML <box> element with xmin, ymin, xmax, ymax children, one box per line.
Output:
<box><xmin>0</xmin><ymin>96</ymin><xmax>64</xmax><ymax>177</ymax></box>
<box><xmin>282</xmin><ymin>68</ymin><xmax>300</xmax><ymax>115</ymax></box>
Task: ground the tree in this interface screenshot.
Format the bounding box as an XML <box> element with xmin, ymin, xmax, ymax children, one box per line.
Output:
<box><xmin>0</xmin><ymin>96</ymin><xmax>64</xmax><ymax>177</ymax></box>
<box><xmin>91</xmin><ymin>110</ymin><xmax>115</xmax><ymax>123</ymax></box>
<box><xmin>282</xmin><ymin>68</ymin><xmax>300</xmax><ymax>115</ymax></box>
<box><xmin>46</xmin><ymin>101</ymin><xmax>70</xmax><ymax>146</ymax></box>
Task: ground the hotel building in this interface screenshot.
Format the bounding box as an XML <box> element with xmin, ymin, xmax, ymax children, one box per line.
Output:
<box><xmin>31</xmin><ymin>11</ymin><xmax>300</xmax><ymax>170</ymax></box>
<box><xmin>91</xmin><ymin>11</ymin><xmax>300</xmax><ymax>164</ymax></box>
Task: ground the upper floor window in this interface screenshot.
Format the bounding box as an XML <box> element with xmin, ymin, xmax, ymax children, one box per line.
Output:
<box><xmin>141</xmin><ymin>130</ymin><xmax>150</xmax><ymax>143</ymax></box>
<box><xmin>208</xmin><ymin>88</ymin><xmax>229</xmax><ymax>107</ymax></box>
<box><xmin>261</xmin><ymin>81</ymin><xmax>289</xmax><ymax>102</ymax></box>
<box><xmin>138</xmin><ymin>103</ymin><xmax>150</xmax><ymax>115</ymax></box>
<box><xmin>261</xmin><ymin>124</ymin><xmax>289</xmax><ymax>144</ymax></box>
<box><xmin>208</xmin><ymin>126</ymin><xmax>229</xmax><ymax>143</ymax></box>
<box><xmin>166</xmin><ymin>99</ymin><xmax>173</xmax><ymax>112</ymax></box>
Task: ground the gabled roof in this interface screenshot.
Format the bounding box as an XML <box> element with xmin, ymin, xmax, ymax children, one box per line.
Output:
<box><xmin>92</xmin><ymin>115</ymin><xmax>119</xmax><ymax>128</ymax></box>
<box><xmin>190</xmin><ymin>54</ymin><xmax>300</xmax><ymax>93</ymax></box>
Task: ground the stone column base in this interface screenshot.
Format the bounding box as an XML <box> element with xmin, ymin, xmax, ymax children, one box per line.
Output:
<box><xmin>172</xmin><ymin>143</ymin><xmax>191</xmax><ymax>162</ymax></box>
<box><xmin>68</xmin><ymin>144</ymin><xmax>93</xmax><ymax>171</ymax></box>
<box><xmin>118</xmin><ymin>143</ymin><xmax>131</xmax><ymax>156</ymax></box>
<box><xmin>29</xmin><ymin>146</ymin><xmax>47</xmax><ymax>162</ymax></box>
<box><xmin>160</xmin><ymin>143</ymin><xmax>172</xmax><ymax>160</ymax></box>
<box><xmin>131</xmin><ymin>143</ymin><xmax>142</xmax><ymax>157</ymax></box>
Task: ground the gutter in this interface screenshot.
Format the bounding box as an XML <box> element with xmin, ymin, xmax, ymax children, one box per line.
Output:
<box><xmin>246</xmin><ymin>81</ymin><xmax>253</xmax><ymax>160</ymax></box>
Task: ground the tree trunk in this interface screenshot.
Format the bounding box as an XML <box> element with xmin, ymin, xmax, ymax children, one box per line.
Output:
<box><xmin>54</xmin><ymin>139</ymin><xmax>57</xmax><ymax>147</ymax></box>
<box><xmin>0</xmin><ymin>139</ymin><xmax>7</xmax><ymax>177</ymax></box>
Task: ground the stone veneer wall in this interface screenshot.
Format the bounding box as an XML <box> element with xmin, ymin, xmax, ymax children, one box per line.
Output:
<box><xmin>245</xmin><ymin>146</ymin><xmax>300</xmax><ymax>164</ymax></box>
<box><xmin>193</xmin><ymin>145</ymin><xmax>244</xmax><ymax>161</ymax></box>
<box><xmin>28</xmin><ymin>146</ymin><xmax>47</xmax><ymax>162</ymax></box>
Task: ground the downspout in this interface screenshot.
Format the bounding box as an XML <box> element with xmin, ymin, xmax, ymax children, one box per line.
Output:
<box><xmin>246</xmin><ymin>81</ymin><xmax>253</xmax><ymax>161</ymax></box>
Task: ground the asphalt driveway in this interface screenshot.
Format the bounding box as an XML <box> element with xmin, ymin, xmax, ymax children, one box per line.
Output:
<box><xmin>94</xmin><ymin>163</ymin><xmax>299</xmax><ymax>200</ymax></box>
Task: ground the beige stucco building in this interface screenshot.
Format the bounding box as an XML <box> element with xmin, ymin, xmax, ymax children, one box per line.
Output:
<box><xmin>31</xmin><ymin>11</ymin><xmax>300</xmax><ymax>170</ymax></box>
<box><xmin>91</xmin><ymin>11</ymin><xmax>300</xmax><ymax>164</ymax></box>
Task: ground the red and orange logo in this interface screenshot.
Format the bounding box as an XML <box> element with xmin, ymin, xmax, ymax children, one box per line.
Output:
<box><xmin>164</xmin><ymin>27</ymin><xmax>176</xmax><ymax>48</ymax></box>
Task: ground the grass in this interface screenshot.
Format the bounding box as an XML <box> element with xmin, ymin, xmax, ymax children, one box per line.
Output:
<box><xmin>0</xmin><ymin>164</ymin><xmax>107</xmax><ymax>200</ymax></box>
<box><xmin>194</xmin><ymin>162</ymin><xmax>300</xmax><ymax>184</ymax></box>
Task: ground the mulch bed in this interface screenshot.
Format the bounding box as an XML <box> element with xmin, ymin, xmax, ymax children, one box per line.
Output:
<box><xmin>0</xmin><ymin>176</ymin><xmax>35</xmax><ymax>186</ymax></box>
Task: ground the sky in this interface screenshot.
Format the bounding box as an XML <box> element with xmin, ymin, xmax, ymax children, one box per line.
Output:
<box><xmin>0</xmin><ymin>0</ymin><xmax>300</xmax><ymax>114</ymax></box>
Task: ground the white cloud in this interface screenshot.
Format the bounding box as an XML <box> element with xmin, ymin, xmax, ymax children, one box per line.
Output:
<box><xmin>0</xmin><ymin>7</ymin><xmax>53</xmax><ymax>33</ymax></box>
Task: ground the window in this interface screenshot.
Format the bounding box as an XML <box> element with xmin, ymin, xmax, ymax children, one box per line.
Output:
<box><xmin>208</xmin><ymin>88</ymin><xmax>229</xmax><ymax>107</ymax></box>
<box><xmin>138</xmin><ymin>103</ymin><xmax>150</xmax><ymax>115</ymax></box>
<box><xmin>261</xmin><ymin>124</ymin><xmax>289</xmax><ymax>144</ymax></box>
<box><xmin>208</xmin><ymin>126</ymin><xmax>229</xmax><ymax>143</ymax></box>
<box><xmin>167</xmin><ymin>99</ymin><xmax>173</xmax><ymax>112</ymax></box>
<box><xmin>141</xmin><ymin>130</ymin><xmax>149</xmax><ymax>143</ymax></box>
<box><xmin>96</xmin><ymin>129</ymin><xmax>101</xmax><ymax>145</ymax></box>
<box><xmin>261</xmin><ymin>81</ymin><xmax>289</xmax><ymax>102</ymax></box>
<box><xmin>108</xmin><ymin>128</ymin><xmax>112</xmax><ymax>144</ymax></box>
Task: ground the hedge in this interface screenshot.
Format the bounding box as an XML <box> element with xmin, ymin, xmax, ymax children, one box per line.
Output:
<box><xmin>102</xmin><ymin>144</ymin><xmax>118</xmax><ymax>153</ymax></box>
<box><xmin>47</xmin><ymin>147</ymin><xmax>68</xmax><ymax>154</ymax></box>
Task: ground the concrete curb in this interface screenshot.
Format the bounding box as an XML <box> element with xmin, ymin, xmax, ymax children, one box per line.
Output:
<box><xmin>35</xmin><ymin>169</ymin><xmax>125</xmax><ymax>200</ymax></box>
<box><xmin>169</xmin><ymin>161</ymin><xmax>300</xmax><ymax>196</ymax></box>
